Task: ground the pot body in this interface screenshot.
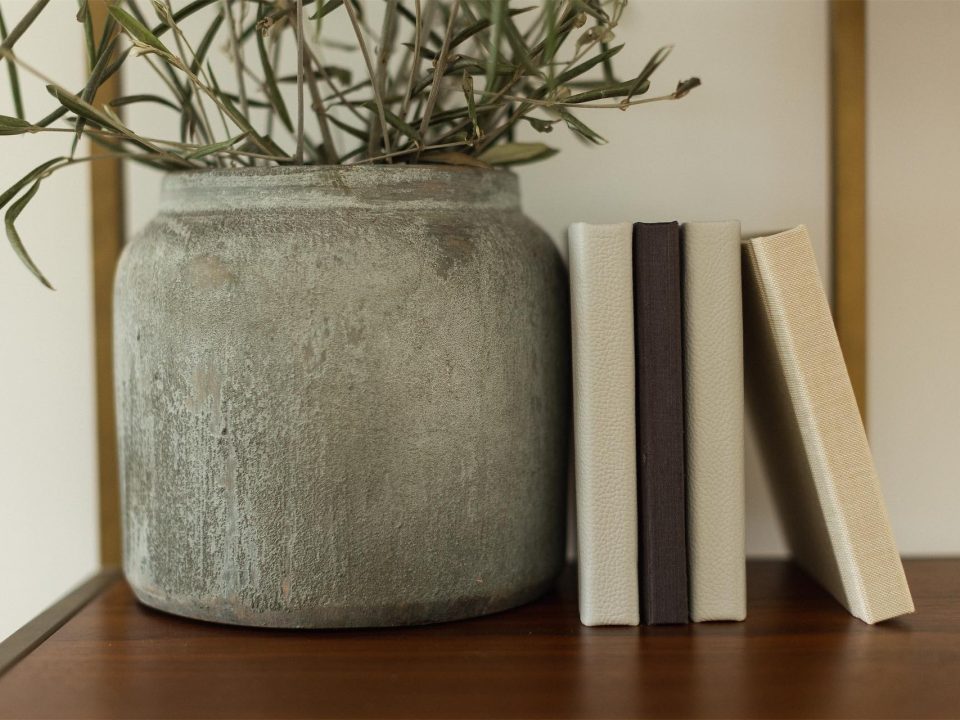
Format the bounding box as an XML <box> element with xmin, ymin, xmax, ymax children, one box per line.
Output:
<box><xmin>114</xmin><ymin>166</ymin><xmax>570</xmax><ymax>627</ymax></box>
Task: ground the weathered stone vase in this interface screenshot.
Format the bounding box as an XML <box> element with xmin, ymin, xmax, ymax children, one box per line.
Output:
<box><xmin>114</xmin><ymin>166</ymin><xmax>570</xmax><ymax>628</ymax></box>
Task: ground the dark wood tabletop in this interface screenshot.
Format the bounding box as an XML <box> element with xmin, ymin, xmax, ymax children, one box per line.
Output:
<box><xmin>0</xmin><ymin>559</ymin><xmax>957</xmax><ymax>719</ymax></box>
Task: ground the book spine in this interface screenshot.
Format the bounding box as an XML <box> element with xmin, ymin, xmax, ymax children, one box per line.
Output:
<box><xmin>568</xmin><ymin>222</ymin><xmax>640</xmax><ymax>626</ymax></box>
<box><xmin>743</xmin><ymin>225</ymin><xmax>913</xmax><ymax>624</ymax></box>
<box><xmin>633</xmin><ymin>222</ymin><xmax>689</xmax><ymax>625</ymax></box>
<box><xmin>681</xmin><ymin>221</ymin><xmax>746</xmax><ymax>622</ymax></box>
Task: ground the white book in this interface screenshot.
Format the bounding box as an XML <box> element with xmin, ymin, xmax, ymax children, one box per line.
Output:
<box><xmin>743</xmin><ymin>225</ymin><xmax>913</xmax><ymax>624</ymax></box>
<box><xmin>681</xmin><ymin>221</ymin><xmax>747</xmax><ymax>622</ymax></box>
<box><xmin>568</xmin><ymin>222</ymin><xmax>639</xmax><ymax>626</ymax></box>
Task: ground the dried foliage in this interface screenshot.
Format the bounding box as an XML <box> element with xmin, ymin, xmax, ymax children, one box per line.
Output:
<box><xmin>0</xmin><ymin>0</ymin><xmax>700</xmax><ymax>287</ymax></box>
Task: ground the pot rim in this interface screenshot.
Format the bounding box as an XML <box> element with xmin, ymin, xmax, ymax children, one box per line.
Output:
<box><xmin>159</xmin><ymin>163</ymin><xmax>522</xmax><ymax>213</ymax></box>
<box><xmin>167</xmin><ymin>163</ymin><xmax>515</xmax><ymax>178</ymax></box>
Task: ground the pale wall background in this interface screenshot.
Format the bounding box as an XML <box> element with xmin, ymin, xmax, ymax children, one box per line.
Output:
<box><xmin>0</xmin><ymin>3</ymin><xmax>99</xmax><ymax>641</ymax></box>
<box><xmin>866</xmin><ymin>0</ymin><xmax>960</xmax><ymax>555</ymax></box>
<box><xmin>0</xmin><ymin>0</ymin><xmax>953</xmax><ymax>641</ymax></box>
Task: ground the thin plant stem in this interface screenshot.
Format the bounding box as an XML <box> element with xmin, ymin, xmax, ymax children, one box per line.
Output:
<box><xmin>372</xmin><ymin>0</ymin><xmax>397</xmax><ymax>152</ymax></box>
<box><xmin>303</xmin><ymin>52</ymin><xmax>336</xmax><ymax>163</ymax></box>
<box><xmin>304</xmin><ymin>39</ymin><xmax>368</xmax><ymax>127</ymax></box>
<box><xmin>352</xmin><ymin>139</ymin><xmax>472</xmax><ymax>165</ymax></box>
<box><xmin>399</xmin><ymin>0</ymin><xmax>422</xmax><ymax>123</ymax></box>
<box><xmin>342</xmin><ymin>0</ymin><xmax>391</xmax><ymax>160</ymax></box>
<box><xmin>294</xmin><ymin>0</ymin><xmax>305</xmax><ymax>164</ymax></box>
<box><xmin>222</xmin><ymin>0</ymin><xmax>250</xmax><ymax>117</ymax></box>
<box><xmin>416</xmin><ymin>0</ymin><xmax>460</xmax><ymax>158</ymax></box>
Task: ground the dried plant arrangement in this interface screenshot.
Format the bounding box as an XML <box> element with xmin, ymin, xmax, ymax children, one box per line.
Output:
<box><xmin>0</xmin><ymin>0</ymin><xmax>699</xmax><ymax>286</ymax></box>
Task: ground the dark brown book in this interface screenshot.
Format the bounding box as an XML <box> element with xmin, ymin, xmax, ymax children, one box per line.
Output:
<box><xmin>633</xmin><ymin>221</ymin><xmax>689</xmax><ymax>625</ymax></box>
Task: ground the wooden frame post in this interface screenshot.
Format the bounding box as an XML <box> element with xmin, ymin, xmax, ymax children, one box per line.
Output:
<box><xmin>830</xmin><ymin>0</ymin><xmax>868</xmax><ymax>421</ymax></box>
<box><xmin>89</xmin><ymin>0</ymin><xmax>124</xmax><ymax>567</ymax></box>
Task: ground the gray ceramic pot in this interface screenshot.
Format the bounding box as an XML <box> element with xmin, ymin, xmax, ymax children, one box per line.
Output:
<box><xmin>114</xmin><ymin>165</ymin><xmax>570</xmax><ymax>628</ymax></box>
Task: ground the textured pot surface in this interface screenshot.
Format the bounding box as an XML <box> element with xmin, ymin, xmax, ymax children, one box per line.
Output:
<box><xmin>114</xmin><ymin>166</ymin><xmax>570</xmax><ymax>627</ymax></box>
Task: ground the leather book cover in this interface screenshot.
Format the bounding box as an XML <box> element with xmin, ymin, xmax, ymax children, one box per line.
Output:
<box><xmin>681</xmin><ymin>221</ymin><xmax>746</xmax><ymax>622</ymax></box>
<box><xmin>568</xmin><ymin>223</ymin><xmax>640</xmax><ymax>626</ymax></box>
<box><xmin>633</xmin><ymin>222</ymin><xmax>689</xmax><ymax>625</ymax></box>
<box><xmin>743</xmin><ymin>225</ymin><xmax>914</xmax><ymax>624</ymax></box>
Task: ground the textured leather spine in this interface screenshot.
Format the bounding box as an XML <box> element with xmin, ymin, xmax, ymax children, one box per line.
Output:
<box><xmin>742</xmin><ymin>225</ymin><xmax>914</xmax><ymax>624</ymax></box>
<box><xmin>634</xmin><ymin>222</ymin><xmax>689</xmax><ymax>625</ymax></box>
<box><xmin>681</xmin><ymin>221</ymin><xmax>746</xmax><ymax>622</ymax></box>
<box><xmin>568</xmin><ymin>222</ymin><xmax>640</xmax><ymax>626</ymax></box>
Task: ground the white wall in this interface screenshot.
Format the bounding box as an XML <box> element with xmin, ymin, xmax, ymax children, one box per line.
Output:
<box><xmin>0</xmin><ymin>2</ymin><xmax>99</xmax><ymax>641</ymax></box>
<box><xmin>867</xmin><ymin>1</ymin><xmax>960</xmax><ymax>555</ymax></box>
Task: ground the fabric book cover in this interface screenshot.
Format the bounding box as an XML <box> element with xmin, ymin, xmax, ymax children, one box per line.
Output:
<box><xmin>742</xmin><ymin>225</ymin><xmax>914</xmax><ymax>624</ymax></box>
<box><xmin>633</xmin><ymin>222</ymin><xmax>688</xmax><ymax>625</ymax></box>
<box><xmin>568</xmin><ymin>222</ymin><xmax>640</xmax><ymax>626</ymax></box>
<box><xmin>681</xmin><ymin>221</ymin><xmax>746</xmax><ymax>622</ymax></box>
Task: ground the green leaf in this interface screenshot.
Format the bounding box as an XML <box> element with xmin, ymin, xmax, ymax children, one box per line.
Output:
<box><xmin>624</xmin><ymin>45</ymin><xmax>672</xmax><ymax>102</ymax></box>
<box><xmin>309</xmin><ymin>0</ymin><xmax>344</xmax><ymax>21</ymax></box>
<box><xmin>77</xmin><ymin>0</ymin><xmax>96</xmax><ymax>70</ymax></box>
<box><xmin>554</xmin><ymin>43</ymin><xmax>623</xmax><ymax>86</ymax></box>
<box><xmin>184</xmin><ymin>133</ymin><xmax>247</xmax><ymax>159</ymax></box>
<box><xmin>278</xmin><ymin>66</ymin><xmax>352</xmax><ymax>86</ymax></box>
<box><xmin>448</xmin><ymin>7</ymin><xmax>532</xmax><ymax>52</ymax></box>
<box><xmin>559</xmin><ymin>109</ymin><xmax>606</xmax><ymax>144</ymax></box>
<box><xmin>544</xmin><ymin>0</ymin><xmax>559</xmax><ymax>89</ymax></box>
<box><xmin>46</xmin><ymin>84</ymin><xmax>122</xmax><ymax>133</ymax></box>
<box><xmin>327</xmin><ymin>114</ymin><xmax>369</xmax><ymax>143</ymax></box>
<box><xmin>0</xmin><ymin>158</ymin><xmax>63</xmax><ymax>212</ymax></box>
<box><xmin>158</xmin><ymin>0</ymin><xmax>222</xmax><ymax>34</ymax></box>
<box><xmin>208</xmin><ymin>67</ymin><xmax>288</xmax><ymax>158</ymax></box>
<box><xmin>598</xmin><ymin>40</ymin><xmax>616</xmax><ymax>83</ymax></box>
<box><xmin>109</xmin><ymin>94</ymin><xmax>180</xmax><ymax>111</ymax></box>
<box><xmin>478</xmin><ymin>142</ymin><xmax>557</xmax><ymax>166</ymax></box>
<box><xmin>189</xmin><ymin>10</ymin><xmax>223</xmax><ymax>75</ymax></box>
<box><xmin>364</xmin><ymin>103</ymin><xmax>421</xmax><ymax>144</ymax></box>
<box><xmin>419</xmin><ymin>151</ymin><xmax>490</xmax><ymax>169</ymax></box>
<box><xmin>220</xmin><ymin>92</ymin><xmax>272</xmax><ymax>109</ymax></box>
<box><xmin>256</xmin><ymin>6</ymin><xmax>293</xmax><ymax>133</ymax></box>
<box><xmin>484</xmin><ymin>0</ymin><xmax>505</xmax><ymax>94</ymax></box>
<box><xmin>461</xmin><ymin>71</ymin><xmax>480</xmax><ymax>139</ymax></box>
<box><xmin>501</xmin><ymin>11</ymin><xmax>538</xmax><ymax>78</ymax></box>
<box><xmin>0</xmin><ymin>114</ymin><xmax>32</xmax><ymax>135</ymax></box>
<box><xmin>569</xmin><ymin>0</ymin><xmax>610</xmax><ymax>24</ymax></box>
<box><xmin>5</xmin><ymin>180</ymin><xmax>53</xmax><ymax>289</ymax></box>
<box><xmin>395</xmin><ymin>2</ymin><xmax>444</xmax><ymax>47</ymax></box>
<box><xmin>108</xmin><ymin>5</ymin><xmax>170</xmax><ymax>54</ymax></box>
<box><xmin>73</xmin><ymin>34</ymin><xmax>125</xmax><ymax>157</ymax></box>
<box><xmin>565</xmin><ymin>78</ymin><xmax>649</xmax><ymax>104</ymax></box>
<box><xmin>179</xmin><ymin>10</ymin><xmax>223</xmax><ymax>142</ymax></box>
<box><xmin>424</xmin><ymin>102</ymin><xmax>498</xmax><ymax>127</ymax></box>
<box><xmin>524</xmin><ymin>116</ymin><xmax>556</xmax><ymax>133</ymax></box>
<box><xmin>0</xmin><ymin>5</ymin><xmax>25</xmax><ymax>119</ymax></box>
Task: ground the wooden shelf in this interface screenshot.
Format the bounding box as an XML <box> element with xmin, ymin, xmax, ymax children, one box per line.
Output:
<box><xmin>1</xmin><ymin>559</ymin><xmax>958</xmax><ymax>719</ymax></box>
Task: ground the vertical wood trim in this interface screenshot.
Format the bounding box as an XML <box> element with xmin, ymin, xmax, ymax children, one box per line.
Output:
<box><xmin>89</xmin><ymin>0</ymin><xmax>125</xmax><ymax>567</ymax></box>
<box><xmin>830</xmin><ymin>0</ymin><xmax>868</xmax><ymax>421</ymax></box>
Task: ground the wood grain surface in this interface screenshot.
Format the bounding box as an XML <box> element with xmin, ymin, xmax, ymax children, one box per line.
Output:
<box><xmin>1</xmin><ymin>560</ymin><xmax>958</xmax><ymax>719</ymax></box>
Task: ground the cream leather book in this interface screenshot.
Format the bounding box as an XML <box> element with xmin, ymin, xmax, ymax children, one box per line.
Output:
<box><xmin>681</xmin><ymin>221</ymin><xmax>746</xmax><ymax>622</ymax></box>
<box><xmin>743</xmin><ymin>225</ymin><xmax>914</xmax><ymax>624</ymax></box>
<box><xmin>568</xmin><ymin>222</ymin><xmax>640</xmax><ymax>626</ymax></box>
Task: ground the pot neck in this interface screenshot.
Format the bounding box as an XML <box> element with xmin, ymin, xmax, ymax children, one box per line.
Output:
<box><xmin>159</xmin><ymin>165</ymin><xmax>521</xmax><ymax>213</ymax></box>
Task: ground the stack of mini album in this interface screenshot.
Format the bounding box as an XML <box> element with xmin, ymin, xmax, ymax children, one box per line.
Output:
<box><xmin>569</xmin><ymin>222</ymin><xmax>914</xmax><ymax>626</ymax></box>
